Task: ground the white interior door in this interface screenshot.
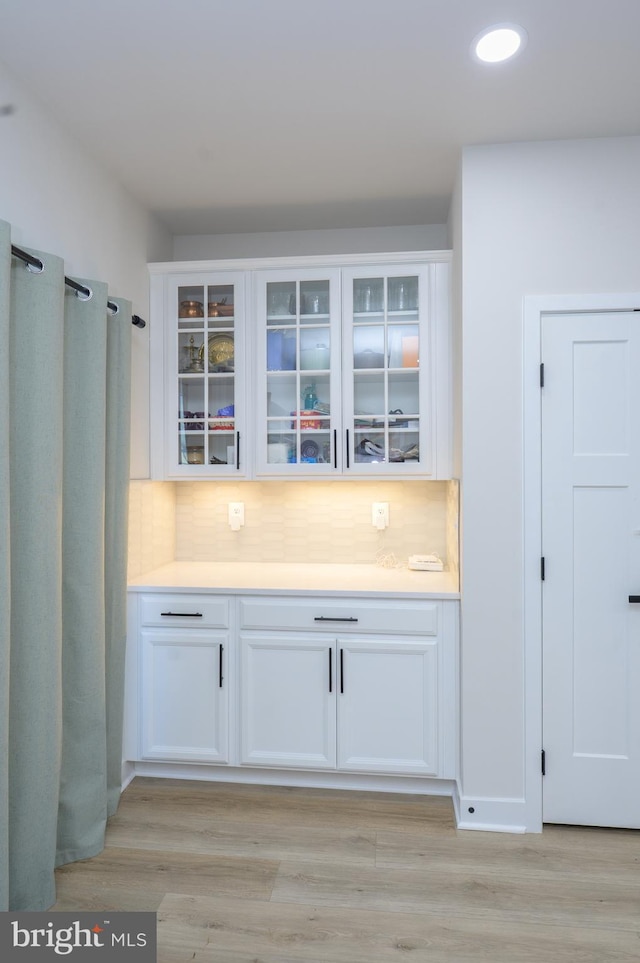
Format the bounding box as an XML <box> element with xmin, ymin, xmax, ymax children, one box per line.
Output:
<box><xmin>542</xmin><ymin>311</ymin><xmax>640</xmax><ymax>827</ymax></box>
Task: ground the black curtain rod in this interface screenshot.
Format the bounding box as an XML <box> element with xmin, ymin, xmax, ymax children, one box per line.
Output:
<box><xmin>10</xmin><ymin>244</ymin><xmax>146</xmax><ymax>328</ymax></box>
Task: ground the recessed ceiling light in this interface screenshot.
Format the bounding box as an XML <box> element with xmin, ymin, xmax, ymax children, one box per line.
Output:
<box><xmin>472</xmin><ymin>23</ymin><xmax>527</xmax><ymax>64</ymax></box>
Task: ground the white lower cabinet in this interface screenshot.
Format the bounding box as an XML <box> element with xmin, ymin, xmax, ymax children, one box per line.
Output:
<box><xmin>240</xmin><ymin>635</ymin><xmax>336</xmax><ymax>768</ymax></box>
<box><xmin>239</xmin><ymin>633</ymin><xmax>439</xmax><ymax>775</ymax></box>
<box><xmin>140</xmin><ymin>631</ymin><xmax>229</xmax><ymax>763</ymax></box>
<box><xmin>237</xmin><ymin>595</ymin><xmax>456</xmax><ymax>779</ymax></box>
<box><xmin>128</xmin><ymin>591</ymin><xmax>458</xmax><ymax>782</ymax></box>
<box><xmin>337</xmin><ymin>638</ymin><xmax>438</xmax><ymax>775</ymax></box>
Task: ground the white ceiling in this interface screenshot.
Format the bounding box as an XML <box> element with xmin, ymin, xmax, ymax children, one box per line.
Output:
<box><xmin>1</xmin><ymin>0</ymin><xmax>639</xmax><ymax>236</ymax></box>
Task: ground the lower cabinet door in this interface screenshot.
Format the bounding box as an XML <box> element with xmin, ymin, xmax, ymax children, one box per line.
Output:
<box><xmin>337</xmin><ymin>638</ymin><xmax>439</xmax><ymax>775</ymax></box>
<box><xmin>240</xmin><ymin>634</ymin><xmax>336</xmax><ymax>768</ymax></box>
<box><xmin>140</xmin><ymin>631</ymin><xmax>229</xmax><ymax>763</ymax></box>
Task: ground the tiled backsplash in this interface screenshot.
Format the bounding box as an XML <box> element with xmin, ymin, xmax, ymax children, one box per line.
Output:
<box><xmin>128</xmin><ymin>481</ymin><xmax>176</xmax><ymax>578</ymax></box>
<box><xmin>446</xmin><ymin>478</ymin><xmax>460</xmax><ymax>577</ymax></box>
<box><xmin>129</xmin><ymin>479</ymin><xmax>459</xmax><ymax>575</ymax></box>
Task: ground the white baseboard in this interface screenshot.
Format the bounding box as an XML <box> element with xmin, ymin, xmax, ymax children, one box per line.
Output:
<box><xmin>127</xmin><ymin>761</ymin><xmax>456</xmax><ymax>798</ymax></box>
<box><xmin>120</xmin><ymin>761</ymin><xmax>136</xmax><ymax>792</ymax></box>
<box><xmin>455</xmin><ymin>793</ymin><xmax>535</xmax><ymax>833</ymax></box>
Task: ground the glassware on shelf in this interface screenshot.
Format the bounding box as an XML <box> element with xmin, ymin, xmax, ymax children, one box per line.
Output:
<box><xmin>388</xmin><ymin>276</ymin><xmax>418</xmax><ymax>312</ymax></box>
<box><xmin>354</xmin><ymin>278</ymin><xmax>383</xmax><ymax>313</ymax></box>
<box><xmin>303</xmin><ymin>383</ymin><xmax>318</xmax><ymax>409</ymax></box>
<box><xmin>185</xmin><ymin>446</ymin><xmax>205</xmax><ymax>464</ymax></box>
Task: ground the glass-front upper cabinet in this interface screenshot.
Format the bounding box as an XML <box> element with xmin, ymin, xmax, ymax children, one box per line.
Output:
<box><xmin>150</xmin><ymin>256</ymin><xmax>450</xmax><ymax>481</ymax></box>
<box><xmin>255</xmin><ymin>268</ymin><xmax>342</xmax><ymax>475</ymax></box>
<box><xmin>342</xmin><ymin>264</ymin><xmax>432</xmax><ymax>476</ymax></box>
<box><xmin>159</xmin><ymin>272</ymin><xmax>247</xmax><ymax>477</ymax></box>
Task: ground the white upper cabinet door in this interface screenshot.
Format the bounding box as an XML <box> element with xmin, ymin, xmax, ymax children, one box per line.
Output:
<box><xmin>254</xmin><ymin>268</ymin><xmax>343</xmax><ymax>477</ymax></box>
<box><xmin>342</xmin><ymin>265</ymin><xmax>428</xmax><ymax>476</ymax></box>
<box><xmin>150</xmin><ymin>270</ymin><xmax>249</xmax><ymax>479</ymax></box>
<box><xmin>342</xmin><ymin>262</ymin><xmax>450</xmax><ymax>478</ymax></box>
<box><xmin>337</xmin><ymin>638</ymin><xmax>439</xmax><ymax>775</ymax></box>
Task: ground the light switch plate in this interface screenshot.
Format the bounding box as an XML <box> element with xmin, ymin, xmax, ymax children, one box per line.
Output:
<box><xmin>372</xmin><ymin>502</ymin><xmax>389</xmax><ymax>529</ymax></box>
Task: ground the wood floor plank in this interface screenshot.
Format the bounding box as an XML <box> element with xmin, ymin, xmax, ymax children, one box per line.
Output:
<box><xmin>54</xmin><ymin>846</ymin><xmax>278</xmax><ymax>907</ymax></box>
<box><xmin>107</xmin><ymin>811</ymin><xmax>376</xmax><ymax>866</ymax></box>
<box><xmin>271</xmin><ymin>859</ymin><xmax>640</xmax><ymax>931</ymax></box>
<box><xmin>120</xmin><ymin>777</ymin><xmax>455</xmax><ymax>833</ymax></box>
<box><xmin>156</xmin><ymin>892</ymin><xmax>640</xmax><ymax>963</ymax></box>
<box><xmin>376</xmin><ymin>825</ymin><xmax>640</xmax><ymax>880</ymax></box>
<box><xmin>52</xmin><ymin>778</ymin><xmax>640</xmax><ymax>962</ymax></box>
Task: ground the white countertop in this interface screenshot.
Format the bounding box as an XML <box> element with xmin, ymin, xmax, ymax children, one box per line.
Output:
<box><xmin>128</xmin><ymin>561</ymin><xmax>459</xmax><ymax>599</ymax></box>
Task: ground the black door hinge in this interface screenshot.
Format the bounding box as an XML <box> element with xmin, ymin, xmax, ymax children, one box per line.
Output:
<box><xmin>540</xmin><ymin>362</ymin><xmax>545</xmax><ymax>387</ymax></box>
<box><xmin>541</xmin><ymin>557</ymin><xmax>545</xmax><ymax>581</ymax></box>
<box><xmin>541</xmin><ymin>749</ymin><xmax>546</xmax><ymax>776</ymax></box>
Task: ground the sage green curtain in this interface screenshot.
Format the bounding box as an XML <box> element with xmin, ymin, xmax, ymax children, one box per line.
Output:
<box><xmin>0</xmin><ymin>221</ymin><xmax>132</xmax><ymax>910</ymax></box>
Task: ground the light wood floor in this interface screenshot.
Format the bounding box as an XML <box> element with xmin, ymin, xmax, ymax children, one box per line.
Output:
<box><xmin>53</xmin><ymin>777</ymin><xmax>640</xmax><ymax>961</ymax></box>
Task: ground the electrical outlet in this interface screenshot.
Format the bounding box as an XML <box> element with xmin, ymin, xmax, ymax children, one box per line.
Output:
<box><xmin>228</xmin><ymin>502</ymin><xmax>244</xmax><ymax>530</ymax></box>
<box><xmin>372</xmin><ymin>502</ymin><xmax>389</xmax><ymax>530</ymax></box>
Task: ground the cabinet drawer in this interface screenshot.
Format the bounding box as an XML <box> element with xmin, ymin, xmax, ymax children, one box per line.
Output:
<box><xmin>239</xmin><ymin>598</ymin><xmax>438</xmax><ymax>636</ymax></box>
<box><xmin>140</xmin><ymin>594</ymin><xmax>229</xmax><ymax>628</ymax></box>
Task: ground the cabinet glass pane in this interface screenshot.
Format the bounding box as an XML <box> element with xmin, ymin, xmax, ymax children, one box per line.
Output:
<box><xmin>174</xmin><ymin>280</ymin><xmax>238</xmax><ymax>470</ymax></box>
<box><xmin>267</xmin><ymin>373</ymin><xmax>298</xmax><ymax>416</ymax></box>
<box><xmin>206</xmin><ymin>283</ymin><xmax>235</xmax><ymax>331</ymax></box>
<box><xmin>388</xmin><ymin>324</ymin><xmax>419</xmax><ymax>368</ymax></box>
<box><xmin>387</xmin><ymin>276</ymin><xmax>419</xmax><ymax>312</ymax></box>
<box><xmin>177</xmin><ymin>285</ymin><xmax>205</xmax><ymax>331</ymax></box>
<box><xmin>300</xmin><ymin>327</ymin><xmax>330</xmax><ymax>370</ymax></box>
<box><xmin>300</xmin><ymin>280</ymin><xmax>330</xmax><ymax>321</ymax></box>
<box><xmin>350</xmin><ymin>274</ymin><xmax>423</xmax><ymax>468</ymax></box>
<box><xmin>353</xmin><ymin>277</ymin><xmax>384</xmax><ymax>314</ymax></box>
<box><xmin>267</xmin><ymin>425</ymin><xmax>332</xmax><ymax>465</ymax></box>
<box><xmin>267</xmin><ymin>281</ymin><xmax>296</xmax><ymax>322</ymax></box>
<box><xmin>354</xmin><ymin>372</ymin><xmax>385</xmax><ymax>417</ymax></box>
<box><xmin>262</xmin><ymin>276</ymin><xmax>334</xmax><ymax>472</ymax></box>
<box><xmin>353</xmin><ymin>326</ymin><xmax>385</xmax><ymax>368</ymax></box>
<box><xmin>388</xmin><ymin>370</ymin><xmax>419</xmax><ymax>413</ymax></box>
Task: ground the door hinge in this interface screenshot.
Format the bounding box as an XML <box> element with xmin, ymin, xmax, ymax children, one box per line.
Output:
<box><xmin>541</xmin><ymin>557</ymin><xmax>545</xmax><ymax>581</ymax></box>
<box><xmin>540</xmin><ymin>362</ymin><xmax>545</xmax><ymax>387</ymax></box>
<box><xmin>541</xmin><ymin>749</ymin><xmax>546</xmax><ymax>776</ymax></box>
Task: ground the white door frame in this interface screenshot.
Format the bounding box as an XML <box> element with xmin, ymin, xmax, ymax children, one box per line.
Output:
<box><xmin>523</xmin><ymin>292</ymin><xmax>640</xmax><ymax>832</ymax></box>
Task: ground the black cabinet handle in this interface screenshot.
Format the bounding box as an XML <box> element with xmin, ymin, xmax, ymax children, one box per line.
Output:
<box><xmin>340</xmin><ymin>648</ymin><xmax>344</xmax><ymax>694</ymax></box>
<box><xmin>236</xmin><ymin>431</ymin><xmax>241</xmax><ymax>470</ymax></box>
<box><xmin>629</xmin><ymin>596</ymin><xmax>640</xmax><ymax>603</ymax></box>
<box><xmin>160</xmin><ymin>611</ymin><xmax>203</xmax><ymax>618</ymax></box>
<box><xmin>333</xmin><ymin>429</ymin><xmax>337</xmax><ymax>469</ymax></box>
<box><xmin>346</xmin><ymin>429</ymin><xmax>350</xmax><ymax>469</ymax></box>
<box><xmin>329</xmin><ymin>648</ymin><xmax>333</xmax><ymax>693</ymax></box>
<box><xmin>314</xmin><ymin>616</ymin><xmax>358</xmax><ymax>623</ymax></box>
<box><xmin>219</xmin><ymin>644</ymin><xmax>224</xmax><ymax>687</ymax></box>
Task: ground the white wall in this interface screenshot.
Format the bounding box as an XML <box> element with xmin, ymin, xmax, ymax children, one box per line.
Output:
<box><xmin>0</xmin><ymin>59</ymin><xmax>173</xmax><ymax>478</ymax></box>
<box><xmin>173</xmin><ymin>224</ymin><xmax>448</xmax><ymax>261</ymax></box>
<box><xmin>459</xmin><ymin>136</ymin><xmax>640</xmax><ymax>823</ymax></box>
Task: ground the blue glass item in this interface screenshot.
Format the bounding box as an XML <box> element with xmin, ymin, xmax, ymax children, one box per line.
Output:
<box><xmin>303</xmin><ymin>383</ymin><xmax>318</xmax><ymax>409</ymax></box>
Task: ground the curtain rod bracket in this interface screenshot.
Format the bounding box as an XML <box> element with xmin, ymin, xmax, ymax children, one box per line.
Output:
<box><xmin>11</xmin><ymin>244</ymin><xmax>44</xmax><ymax>273</ymax></box>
